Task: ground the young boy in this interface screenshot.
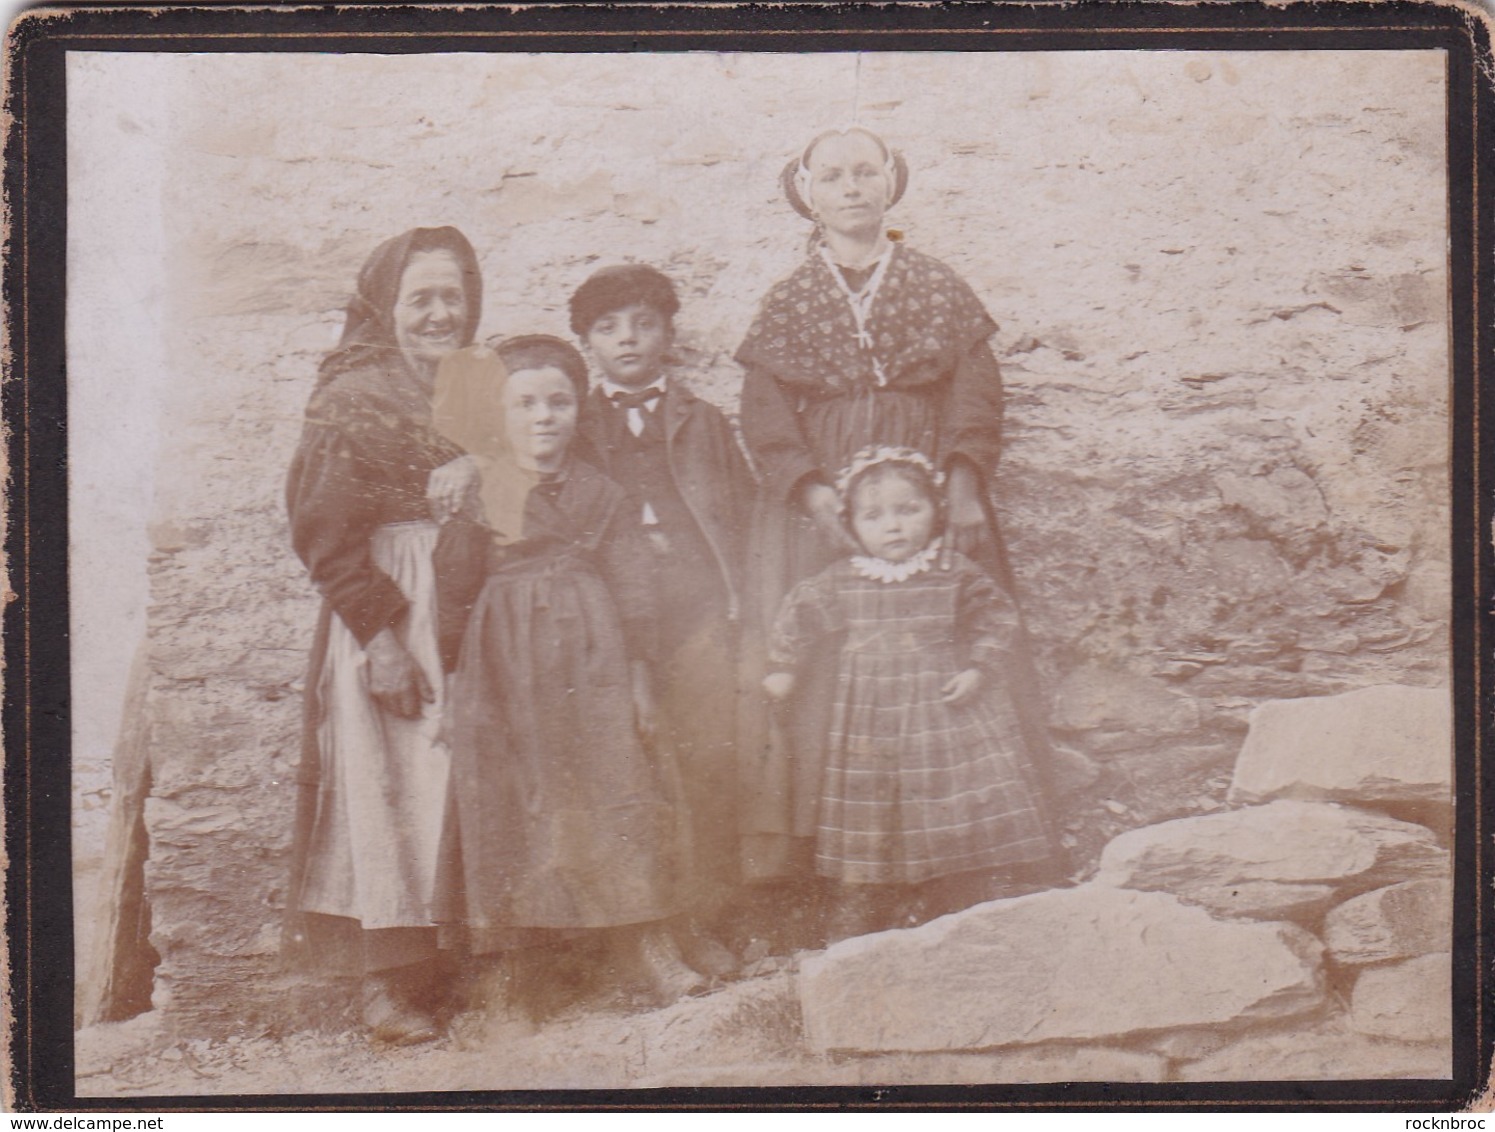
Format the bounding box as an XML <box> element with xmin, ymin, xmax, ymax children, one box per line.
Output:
<box><xmin>570</xmin><ymin>264</ymin><xmax>755</xmax><ymax>978</ymax></box>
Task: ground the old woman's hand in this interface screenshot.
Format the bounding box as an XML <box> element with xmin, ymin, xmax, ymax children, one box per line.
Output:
<box><xmin>366</xmin><ymin>628</ymin><xmax>434</xmax><ymax>719</ymax></box>
<box><xmin>427</xmin><ymin>454</ymin><xmax>481</xmax><ymax>523</ymax></box>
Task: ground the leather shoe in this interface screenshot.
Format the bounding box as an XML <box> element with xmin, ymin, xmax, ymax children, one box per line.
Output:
<box><xmin>675</xmin><ymin>923</ymin><xmax>739</xmax><ymax>979</ymax></box>
<box><xmin>362</xmin><ymin>977</ymin><xmax>441</xmax><ymax>1047</ymax></box>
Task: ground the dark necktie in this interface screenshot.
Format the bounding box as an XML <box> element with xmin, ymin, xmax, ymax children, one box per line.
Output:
<box><xmin>609</xmin><ymin>386</ymin><xmax>664</xmax><ymax>412</ymax></box>
<box><xmin>610</xmin><ymin>386</ymin><xmax>663</xmax><ymax>438</ymax></box>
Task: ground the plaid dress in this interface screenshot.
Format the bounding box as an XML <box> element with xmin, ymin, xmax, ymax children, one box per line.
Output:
<box><xmin>769</xmin><ymin>553</ymin><xmax>1053</xmax><ymax>886</ymax></box>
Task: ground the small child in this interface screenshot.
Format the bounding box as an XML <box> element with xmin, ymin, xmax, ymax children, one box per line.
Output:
<box><xmin>762</xmin><ymin>446</ymin><xmax>1056</xmax><ymax>941</ymax></box>
<box><xmin>569</xmin><ymin>265</ymin><xmax>755</xmax><ymax>978</ymax></box>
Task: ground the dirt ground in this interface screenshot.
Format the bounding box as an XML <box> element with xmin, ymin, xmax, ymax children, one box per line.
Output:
<box><xmin>75</xmin><ymin>762</ymin><xmax>1232</xmax><ymax>1101</ymax></box>
<box><xmin>77</xmin><ymin>966</ymin><xmax>807</xmax><ymax>1098</ymax></box>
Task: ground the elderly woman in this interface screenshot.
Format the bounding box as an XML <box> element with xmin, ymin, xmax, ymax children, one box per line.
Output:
<box><xmin>736</xmin><ymin>127</ymin><xmax>1058</xmax><ymax>909</ymax></box>
<box><xmin>284</xmin><ymin>226</ymin><xmax>483</xmax><ymax>1045</ymax></box>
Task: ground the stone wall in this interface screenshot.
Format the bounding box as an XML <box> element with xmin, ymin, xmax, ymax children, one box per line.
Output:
<box><xmin>74</xmin><ymin>49</ymin><xmax>1450</xmax><ymax>1032</ymax></box>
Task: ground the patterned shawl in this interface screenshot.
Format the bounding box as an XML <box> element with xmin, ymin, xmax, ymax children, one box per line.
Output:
<box><xmin>736</xmin><ymin>244</ymin><xmax>997</xmax><ymax>392</ymax></box>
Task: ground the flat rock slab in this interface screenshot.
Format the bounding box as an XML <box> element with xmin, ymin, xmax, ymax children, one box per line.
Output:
<box><xmin>1095</xmin><ymin>800</ymin><xmax>1447</xmax><ymax>909</ymax></box>
<box><xmin>1229</xmin><ymin>685</ymin><xmax>1450</xmax><ymax>807</ymax></box>
<box><xmin>1351</xmin><ymin>953</ymin><xmax>1452</xmax><ymax>1044</ymax></box>
<box><xmin>1324</xmin><ymin>879</ymin><xmax>1452</xmax><ymax>965</ymax></box>
<box><xmin>1176</xmin><ymin>1013</ymin><xmax>1451</xmax><ymax>1081</ymax></box>
<box><xmin>1157</xmin><ymin>879</ymin><xmax>1339</xmax><ymax>922</ymax></box>
<box><xmin>799</xmin><ymin>885</ymin><xmax>1324</xmax><ymax>1054</ymax></box>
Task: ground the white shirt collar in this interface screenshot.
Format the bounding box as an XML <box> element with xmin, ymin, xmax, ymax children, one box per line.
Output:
<box><xmin>600</xmin><ymin>375</ymin><xmax>668</xmax><ymax>403</ymax></box>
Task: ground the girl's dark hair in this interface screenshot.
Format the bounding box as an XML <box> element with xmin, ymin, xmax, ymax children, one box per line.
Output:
<box><xmin>841</xmin><ymin>459</ymin><xmax>947</xmax><ymax>538</ymax></box>
<box><xmin>491</xmin><ymin>334</ymin><xmax>589</xmax><ymax>400</ymax></box>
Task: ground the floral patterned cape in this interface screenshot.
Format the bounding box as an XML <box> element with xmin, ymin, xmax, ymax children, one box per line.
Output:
<box><xmin>735</xmin><ymin>243</ymin><xmax>997</xmax><ymax>391</ymax></box>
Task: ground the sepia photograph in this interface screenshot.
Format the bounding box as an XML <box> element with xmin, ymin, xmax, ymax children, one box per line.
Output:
<box><xmin>8</xmin><ymin>2</ymin><xmax>1485</xmax><ymax>1109</ymax></box>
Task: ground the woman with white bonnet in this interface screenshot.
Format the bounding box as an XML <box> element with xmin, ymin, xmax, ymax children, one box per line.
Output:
<box><xmin>735</xmin><ymin>127</ymin><xmax>1059</xmax><ymax>921</ymax></box>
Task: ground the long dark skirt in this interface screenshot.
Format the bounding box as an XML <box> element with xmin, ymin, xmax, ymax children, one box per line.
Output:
<box><xmin>439</xmin><ymin>552</ymin><xmax>681</xmax><ymax>946</ymax></box>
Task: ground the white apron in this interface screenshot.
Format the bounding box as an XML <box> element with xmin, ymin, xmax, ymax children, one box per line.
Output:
<box><xmin>298</xmin><ymin>521</ymin><xmax>451</xmax><ymax>929</ymax></box>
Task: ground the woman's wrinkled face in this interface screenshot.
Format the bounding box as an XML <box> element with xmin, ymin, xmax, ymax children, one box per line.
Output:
<box><xmin>849</xmin><ymin>471</ymin><xmax>937</xmax><ymax>562</ymax></box>
<box><xmin>393</xmin><ymin>249</ymin><xmax>468</xmax><ymax>370</ymax></box>
<box><xmin>503</xmin><ymin>366</ymin><xmax>578</xmax><ymax>473</ymax></box>
<box><xmin>806</xmin><ymin>131</ymin><xmax>893</xmax><ymax>240</ymax></box>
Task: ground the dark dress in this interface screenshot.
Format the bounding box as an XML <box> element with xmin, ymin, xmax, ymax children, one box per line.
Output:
<box><xmin>769</xmin><ymin>554</ymin><xmax>1053</xmax><ymax>885</ymax></box>
<box><xmin>434</xmin><ymin>461</ymin><xmax>681</xmax><ymax>945</ymax></box>
<box><xmin>736</xmin><ymin>243</ymin><xmax>1023</xmax><ymax>879</ymax></box>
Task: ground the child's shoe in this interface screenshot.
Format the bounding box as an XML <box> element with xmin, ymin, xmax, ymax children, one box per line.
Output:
<box><xmin>674</xmin><ymin>919</ymin><xmax>740</xmax><ymax>979</ymax></box>
<box><xmin>628</xmin><ymin>924</ymin><xmax>709</xmax><ymax>1006</ymax></box>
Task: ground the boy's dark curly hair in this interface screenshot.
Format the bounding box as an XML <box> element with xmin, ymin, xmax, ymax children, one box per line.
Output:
<box><xmin>568</xmin><ymin>263</ymin><xmax>681</xmax><ymax>337</ymax></box>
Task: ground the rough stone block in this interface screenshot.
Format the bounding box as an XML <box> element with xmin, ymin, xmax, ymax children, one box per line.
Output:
<box><xmin>1048</xmin><ymin>745</ymin><xmax>1103</xmax><ymax>794</ymax></box>
<box><xmin>1048</xmin><ymin>664</ymin><xmax>1203</xmax><ymax>752</ymax></box>
<box><xmin>799</xmin><ymin>885</ymin><xmax>1324</xmax><ymax>1053</ymax></box>
<box><xmin>1350</xmin><ymin>953</ymin><xmax>1452</xmax><ymax>1044</ymax></box>
<box><xmin>635</xmin><ymin>971</ymin><xmax>803</xmax><ymax>1075</ymax></box>
<box><xmin>1324</xmin><ymin>880</ymin><xmax>1452</xmax><ymax>966</ymax></box>
<box><xmin>1174</xmin><ymin>880</ymin><xmax>1339</xmax><ymax>922</ymax></box>
<box><xmin>1229</xmin><ymin>685</ymin><xmax>1450</xmax><ymax>807</ymax></box>
<box><xmin>1094</xmin><ymin>800</ymin><xmax>1447</xmax><ymax>910</ymax></box>
<box><xmin>1176</xmin><ymin>1013</ymin><xmax>1450</xmax><ymax>1081</ymax></box>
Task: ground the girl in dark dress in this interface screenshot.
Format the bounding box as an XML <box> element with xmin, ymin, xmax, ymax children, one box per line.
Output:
<box><xmin>762</xmin><ymin>447</ymin><xmax>1054</xmax><ymax>940</ymax></box>
<box><xmin>285</xmin><ymin>226</ymin><xmax>484</xmax><ymax>1045</ymax></box>
<box><xmin>432</xmin><ymin>335</ymin><xmax>704</xmax><ymax>1023</ymax></box>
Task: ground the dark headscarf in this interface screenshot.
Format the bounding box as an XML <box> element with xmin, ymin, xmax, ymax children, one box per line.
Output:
<box><xmin>318</xmin><ymin>226</ymin><xmax>483</xmax><ymax>388</ymax></box>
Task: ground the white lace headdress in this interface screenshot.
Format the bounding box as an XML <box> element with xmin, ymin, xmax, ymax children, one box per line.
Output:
<box><xmin>836</xmin><ymin>446</ymin><xmax>947</xmax><ymax>582</ymax></box>
<box><xmin>834</xmin><ymin>445</ymin><xmax>944</xmax><ymax>503</ymax></box>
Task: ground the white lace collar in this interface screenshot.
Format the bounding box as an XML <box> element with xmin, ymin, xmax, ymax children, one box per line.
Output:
<box><xmin>849</xmin><ymin>537</ymin><xmax>942</xmax><ymax>584</ymax></box>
